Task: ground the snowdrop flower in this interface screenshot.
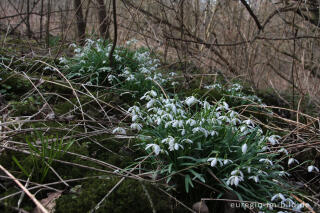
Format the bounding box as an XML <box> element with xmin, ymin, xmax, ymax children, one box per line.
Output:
<box><xmin>241</xmin><ymin>144</ymin><xmax>248</xmax><ymax>154</ymax></box>
<box><xmin>145</xmin><ymin>144</ymin><xmax>161</xmax><ymax>155</ymax></box>
<box><xmin>223</xmin><ymin>102</ymin><xmax>229</xmax><ymax>110</ymax></box>
<box><xmin>126</xmin><ymin>74</ymin><xmax>135</xmax><ymax>81</ymax></box>
<box><xmin>59</xmin><ymin>57</ymin><xmax>68</xmax><ymax>64</ymax></box>
<box><xmin>278</xmin><ymin>148</ymin><xmax>288</xmax><ymax>155</ymax></box>
<box><xmin>171</xmin><ymin>81</ymin><xmax>179</xmax><ymax>86</ymax></box>
<box><xmin>203</xmin><ymin>101</ymin><xmax>211</xmax><ymax>110</ymax></box>
<box><xmin>193</xmin><ymin>127</ymin><xmax>208</xmax><ymax>137</ymax></box>
<box><xmin>210</xmin><ymin>130</ymin><xmax>218</xmax><ymax>137</ymax></box>
<box><xmin>258</xmin><ymin>170</ymin><xmax>268</xmax><ymax>176</ymax></box>
<box><xmin>128</xmin><ymin>106</ymin><xmax>140</xmax><ymax>114</ymax></box>
<box><xmin>146</xmin><ymin>99</ymin><xmax>156</xmax><ymax>108</ymax></box>
<box><xmin>161</xmin><ymin>136</ymin><xmax>175</xmax><ymax>144</ymax></box>
<box><xmin>308</xmin><ymin>165</ymin><xmax>319</xmax><ymax>172</ymax></box>
<box><xmin>74</xmin><ymin>48</ymin><xmax>81</xmax><ymax>53</ymax></box>
<box><xmin>246</xmin><ymin>167</ymin><xmax>251</xmax><ymax>173</ymax></box>
<box><xmin>108</xmin><ymin>75</ymin><xmax>116</xmax><ymax>82</ymax></box>
<box><xmin>150</xmin><ymin>90</ymin><xmax>157</xmax><ymax>97</ymax></box>
<box><xmin>69</xmin><ymin>43</ymin><xmax>77</xmax><ymax>48</ymax></box>
<box><xmin>130</xmin><ymin>123</ymin><xmax>142</xmax><ymax>131</ymax></box>
<box><xmin>218</xmin><ymin>116</ymin><xmax>230</xmax><ymax>123</ymax></box>
<box><xmin>232</xmin><ymin>118</ymin><xmax>241</xmax><ymax>125</ymax></box>
<box><xmin>223</xmin><ymin>159</ymin><xmax>233</xmax><ymax>165</ymax></box>
<box><xmin>243</xmin><ymin>119</ymin><xmax>255</xmax><ymax>127</ymax></box>
<box><xmin>293</xmin><ymin>203</ymin><xmax>305</xmax><ymax>211</ymax></box>
<box><xmin>165</xmin><ymin>103</ymin><xmax>177</xmax><ymax>114</ymax></box>
<box><xmin>259</xmin><ymin>158</ymin><xmax>273</xmax><ymax>166</ymax></box>
<box><xmin>278</xmin><ymin>171</ymin><xmax>290</xmax><ymax>177</ymax></box>
<box><xmin>172</xmin><ymin>143</ymin><xmax>184</xmax><ymax>151</ymax></box>
<box><xmin>271</xmin><ymin>193</ymin><xmax>286</xmax><ymax>202</ymax></box>
<box><xmin>161</xmin><ymin>113</ymin><xmax>173</xmax><ymax>121</ymax></box>
<box><xmin>267</xmin><ymin>135</ymin><xmax>281</xmax><ymax>145</ymax></box>
<box><xmin>126</xmin><ymin>38</ymin><xmax>138</xmax><ymax>46</ymax></box>
<box><xmin>229</xmin><ymin>111</ymin><xmax>238</xmax><ymax>118</ymax></box>
<box><xmin>185</xmin><ymin>96</ymin><xmax>198</xmax><ymax>106</ymax></box>
<box><xmin>186</xmin><ymin>119</ymin><xmax>197</xmax><ymax>126</ymax></box>
<box><xmin>249</xmin><ymin>176</ymin><xmax>259</xmax><ymax>183</ymax></box>
<box><xmin>140</xmin><ymin>67</ymin><xmax>150</xmax><ymax>74</ymax></box>
<box><xmin>173</xmin><ymin>120</ymin><xmax>184</xmax><ymax>128</ymax></box>
<box><xmin>132</xmin><ymin>114</ymin><xmax>139</xmax><ymax>122</ymax></box>
<box><xmin>181</xmin><ymin>139</ymin><xmax>193</xmax><ymax>144</ymax></box>
<box><xmin>207</xmin><ymin>158</ymin><xmax>218</xmax><ymax>167</ymax></box>
<box><xmin>216</xmin><ymin>102</ymin><xmax>229</xmax><ymax>111</ymax></box>
<box><xmin>179</xmin><ymin>128</ymin><xmax>186</xmax><ymax>136</ymax></box>
<box><xmin>240</xmin><ymin>125</ymin><xmax>247</xmax><ymax>132</ymax></box>
<box><xmin>231</xmin><ymin>169</ymin><xmax>244</xmax><ymax>177</ymax></box>
<box><xmin>288</xmin><ymin>158</ymin><xmax>299</xmax><ymax>166</ymax></box>
<box><xmin>227</xmin><ymin>175</ymin><xmax>243</xmax><ymax>186</ymax></box>
<box><xmin>169</xmin><ymin>72</ymin><xmax>177</xmax><ymax>77</ymax></box>
<box><xmin>112</xmin><ymin>127</ymin><xmax>126</xmax><ymax>135</ymax></box>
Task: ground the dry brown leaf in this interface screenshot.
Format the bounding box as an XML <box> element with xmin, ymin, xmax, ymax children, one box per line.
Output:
<box><xmin>33</xmin><ymin>191</ymin><xmax>62</xmax><ymax>213</ymax></box>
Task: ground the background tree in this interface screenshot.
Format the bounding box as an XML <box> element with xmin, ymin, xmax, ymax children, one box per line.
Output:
<box><xmin>97</xmin><ymin>0</ymin><xmax>110</xmax><ymax>40</ymax></box>
<box><xmin>74</xmin><ymin>0</ymin><xmax>86</xmax><ymax>45</ymax></box>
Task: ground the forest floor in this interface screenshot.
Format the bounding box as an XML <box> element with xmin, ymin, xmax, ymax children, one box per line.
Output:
<box><xmin>0</xmin><ymin>34</ymin><xmax>319</xmax><ymax>213</ymax></box>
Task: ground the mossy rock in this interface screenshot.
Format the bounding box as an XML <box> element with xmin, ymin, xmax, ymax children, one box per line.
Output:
<box><xmin>0</xmin><ymin>72</ymin><xmax>32</xmax><ymax>100</ymax></box>
<box><xmin>9</xmin><ymin>96</ymin><xmax>42</xmax><ymax>116</ymax></box>
<box><xmin>55</xmin><ymin>177</ymin><xmax>177</xmax><ymax>213</ymax></box>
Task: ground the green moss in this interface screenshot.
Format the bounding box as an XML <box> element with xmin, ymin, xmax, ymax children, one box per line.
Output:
<box><xmin>55</xmin><ymin>177</ymin><xmax>178</xmax><ymax>213</ymax></box>
<box><xmin>0</xmin><ymin>73</ymin><xmax>32</xmax><ymax>100</ymax></box>
<box><xmin>9</xmin><ymin>95</ymin><xmax>42</xmax><ymax>116</ymax></box>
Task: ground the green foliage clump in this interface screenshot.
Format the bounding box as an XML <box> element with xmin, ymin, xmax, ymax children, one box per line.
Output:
<box><xmin>126</xmin><ymin>90</ymin><xmax>309</xmax><ymax>212</ymax></box>
<box><xmin>58</xmin><ymin>39</ymin><xmax>175</xmax><ymax>97</ymax></box>
<box><xmin>12</xmin><ymin>132</ymin><xmax>74</xmax><ymax>183</ymax></box>
<box><xmin>203</xmin><ymin>82</ymin><xmax>266</xmax><ymax>107</ymax></box>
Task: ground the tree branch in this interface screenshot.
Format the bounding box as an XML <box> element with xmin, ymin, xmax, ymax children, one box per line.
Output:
<box><xmin>240</xmin><ymin>0</ymin><xmax>263</xmax><ymax>31</ymax></box>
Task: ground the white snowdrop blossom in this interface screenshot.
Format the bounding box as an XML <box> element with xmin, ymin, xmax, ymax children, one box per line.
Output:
<box><xmin>271</xmin><ymin>193</ymin><xmax>286</xmax><ymax>202</ymax></box>
<box><xmin>146</xmin><ymin>99</ymin><xmax>156</xmax><ymax>108</ymax></box>
<box><xmin>108</xmin><ymin>75</ymin><xmax>116</xmax><ymax>82</ymax></box>
<box><xmin>267</xmin><ymin>135</ymin><xmax>281</xmax><ymax>145</ymax></box>
<box><xmin>243</xmin><ymin>119</ymin><xmax>255</xmax><ymax>127</ymax></box>
<box><xmin>308</xmin><ymin>165</ymin><xmax>319</xmax><ymax>173</ymax></box>
<box><xmin>145</xmin><ymin>144</ymin><xmax>161</xmax><ymax>155</ymax></box>
<box><xmin>241</xmin><ymin>143</ymin><xmax>248</xmax><ymax>154</ymax></box>
<box><xmin>208</xmin><ymin>158</ymin><xmax>218</xmax><ymax>167</ymax></box>
<box><xmin>130</xmin><ymin>123</ymin><xmax>142</xmax><ymax>131</ymax></box>
<box><xmin>249</xmin><ymin>176</ymin><xmax>259</xmax><ymax>183</ymax></box>
<box><xmin>150</xmin><ymin>90</ymin><xmax>157</xmax><ymax>97</ymax></box>
<box><xmin>69</xmin><ymin>43</ymin><xmax>77</xmax><ymax>48</ymax></box>
<box><xmin>259</xmin><ymin>158</ymin><xmax>273</xmax><ymax>166</ymax></box>
<box><xmin>278</xmin><ymin>148</ymin><xmax>289</xmax><ymax>155</ymax></box>
<box><xmin>227</xmin><ymin>175</ymin><xmax>244</xmax><ymax>186</ymax></box>
<box><xmin>223</xmin><ymin>159</ymin><xmax>233</xmax><ymax>165</ymax></box>
<box><xmin>186</xmin><ymin>119</ymin><xmax>196</xmax><ymax>126</ymax></box>
<box><xmin>288</xmin><ymin>158</ymin><xmax>299</xmax><ymax>166</ymax></box>
<box><xmin>181</xmin><ymin>139</ymin><xmax>193</xmax><ymax>144</ymax></box>
<box><xmin>185</xmin><ymin>96</ymin><xmax>198</xmax><ymax>106</ymax></box>
<box><xmin>112</xmin><ymin>127</ymin><xmax>126</xmax><ymax>135</ymax></box>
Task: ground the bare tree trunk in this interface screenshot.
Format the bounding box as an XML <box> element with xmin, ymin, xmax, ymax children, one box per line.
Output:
<box><xmin>46</xmin><ymin>0</ymin><xmax>51</xmax><ymax>48</ymax></box>
<box><xmin>39</xmin><ymin>0</ymin><xmax>43</xmax><ymax>39</ymax></box>
<box><xmin>109</xmin><ymin>0</ymin><xmax>117</xmax><ymax>67</ymax></box>
<box><xmin>97</xmin><ymin>0</ymin><xmax>109</xmax><ymax>40</ymax></box>
<box><xmin>74</xmin><ymin>0</ymin><xmax>86</xmax><ymax>45</ymax></box>
<box><xmin>26</xmin><ymin>0</ymin><xmax>31</xmax><ymax>38</ymax></box>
